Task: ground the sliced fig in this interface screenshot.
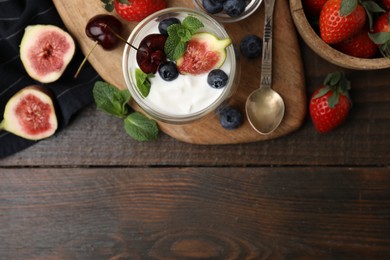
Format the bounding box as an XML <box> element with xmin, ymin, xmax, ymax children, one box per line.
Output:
<box><xmin>0</xmin><ymin>86</ymin><xmax>58</xmax><ymax>140</ymax></box>
<box><xmin>176</xmin><ymin>32</ymin><xmax>231</xmax><ymax>75</ymax></box>
<box><xmin>20</xmin><ymin>25</ymin><xmax>75</xmax><ymax>83</ymax></box>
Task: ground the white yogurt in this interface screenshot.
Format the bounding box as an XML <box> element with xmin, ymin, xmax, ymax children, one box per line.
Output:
<box><xmin>145</xmin><ymin>57</ymin><xmax>231</xmax><ymax>116</ymax></box>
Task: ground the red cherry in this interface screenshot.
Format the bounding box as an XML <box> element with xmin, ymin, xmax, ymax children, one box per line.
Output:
<box><xmin>136</xmin><ymin>34</ymin><xmax>167</xmax><ymax>74</ymax></box>
<box><xmin>85</xmin><ymin>14</ymin><xmax>123</xmax><ymax>50</ymax></box>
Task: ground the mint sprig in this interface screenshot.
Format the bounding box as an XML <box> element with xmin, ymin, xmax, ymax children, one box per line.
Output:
<box><xmin>93</xmin><ymin>81</ymin><xmax>131</xmax><ymax>118</ymax></box>
<box><xmin>182</xmin><ymin>16</ymin><xmax>204</xmax><ymax>34</ymax></box>
<box><xmin>135</xmin><ymin>68</ymin><xmax>154</xmax><ymax>98</ymax></box>
<box><xmin>92</xmin><ymin>81</ymin><xmax>159</xmax><ymax>141</ymax></box>
<box><xmin>164</xmin><ymin>16</ymin><xmax>204</xmax><ymax>61</ymax></box>
<box><xmin>124</xmin><ymin>112</ymin><xmax>159</xmax><ymax>141</ymax></box>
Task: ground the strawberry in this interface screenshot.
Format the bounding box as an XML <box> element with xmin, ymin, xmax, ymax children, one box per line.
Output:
<box><xmin>102</xmin><ymin>0</ymin><xmax>167</xmax><ymax>22</ymax></box>
<box><xmin>309</xmin><ymin>72</ymin><xmax>352</xmax><ymax>133</ymax></box>
<box><xmin>334</xmin><ymin>27</ymin><xmax>378</xmax><ymax>58</ymax></box>
<box><xmin>303</xmin><ymin>0</ymin><xmax>328</xmax><ymax>17</ymax></box>
<box><xmin>369</xmin><ymin>12</ymin><xmax>390</xmax><ymax>56</ymax></box>
<box><xmin>319</xmin><ymin>0</ymin><xmax>366</xmax><ymax>44</ymax></box>
<box><xmin>373</xmin><ymin>11</ymin><xmax>390</xmax><ymax>32</ymax></box>
<box><xmin>381</xmin><ymin>0</ymin><xmax>390</xmax><ymax>11</ymax></box>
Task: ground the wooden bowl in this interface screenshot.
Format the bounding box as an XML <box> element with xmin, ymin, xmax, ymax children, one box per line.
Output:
<box><xmin>289</xmin><ymin>0</ymin><xmax>390</xmax><ymax>70</ymax></box>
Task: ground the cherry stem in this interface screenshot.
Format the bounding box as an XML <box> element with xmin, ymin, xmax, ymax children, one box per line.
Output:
<box><xmin>74</xmin><ymin>41</ymin><xmax>98</xmax><ymax>79</ymax></box>
<box><xmin>103</xmin><ymin>24</ymin><xmax>139</xmax><ymax>51</ymax></box>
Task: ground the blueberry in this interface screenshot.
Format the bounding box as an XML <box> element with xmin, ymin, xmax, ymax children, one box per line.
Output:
<box><xmin>202</xmin><ymin>0</ymin><xmax>225</xmax><ymax>14</ymax></box>
<box><xmin>158</xmin><ymin>61</ymin><xmax>179</xmax><ymax>81</ymax></box>
<box><xmin>219</xmin><ymin>106</ymin><xmax>243</xmax><ymax>130</ymax></box>
<box><xmin>207</xmin><ymin>69</ymin><xmax>229</xmax><ymax>89</ymax></box>
<box><xmin>223</xmin><ymin>0</ymin><xmax>246</xmax><ymax>17</ymax></box>
<box><xmin>240</xmin><ymin>34</ymin><xmax>262</xmax><ymax>59</ymax></box>
<box><xmin>158</xmin><ymin>18</ymin><xmax>181</xmax><ymax>36</ymax></box>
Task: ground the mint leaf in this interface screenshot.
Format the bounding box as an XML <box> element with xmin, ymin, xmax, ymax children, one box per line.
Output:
<box><xmin>182</xmin><ymin>16</ymin><xmax>204</xmax><ymax>34</ymax></box>
<box><xmin>164</xmin><ymin>16</ymin><xmax>203</xmax><ymax>61</ymax></box>
<box><xmin>167</xmin><ymin>23</ymin><xmax>182</xmax><ymax>37</ymax></box>
<box><xmin>177</xmin><ymin>27</ymin><xmax>192</xmax><ymax>42</ymax></box>
<box><xmin>135</xmin><ymin>68</ymin><xmax>153</xmax><ymax>97</ymax></box>
<box><xmin>93</xmin><ymin>81</ymin><xmax>131</xmax><ymax>118</ymax></box>
<box><xmin>165</xmin><ymin>37</ymin><xmax>186</xmax><ymax>61</ymax></box>
<box><xmin>124</xmin><ymin>112</ymin><xmax>159</xmax><ymax>141</ymax></box>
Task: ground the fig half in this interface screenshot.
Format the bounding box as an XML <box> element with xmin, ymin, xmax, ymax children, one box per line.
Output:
<box><xmin>20</xmin><ymin>24</ymin><xmax>75</xmax><ymax>83</ymax></box>
<box><xmin>176</xmin><ymin>32</ymin><xmax>231</xmax><ymax>75</ymax></box>
<box><xmin>0</xmin><ymin>86</ymin><xmax>58</xmax><ymax>140</ymax></box>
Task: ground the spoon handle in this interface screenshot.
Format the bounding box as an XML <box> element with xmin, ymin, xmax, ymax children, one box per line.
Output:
<box><xmin>260</xmin><ymin>0</ymin><xmax>276</xmax><ymax>89</ymax></box>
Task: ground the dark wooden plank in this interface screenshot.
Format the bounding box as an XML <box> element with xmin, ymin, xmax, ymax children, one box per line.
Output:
<box><xmin>0</xmin><ymin>167</ymin><xmax>389</xmax><ymax>259</ymax></box>
<box><xmin>1</xmin><ymin>102</ymin><xmax>389</xmax><ymax>167</ymax></box>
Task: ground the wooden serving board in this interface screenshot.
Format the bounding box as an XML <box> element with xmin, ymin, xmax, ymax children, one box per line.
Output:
<box><xmin>53</xmin><ymin>0</ymin><xmax>306</xmax><ymax>144</ymax></box>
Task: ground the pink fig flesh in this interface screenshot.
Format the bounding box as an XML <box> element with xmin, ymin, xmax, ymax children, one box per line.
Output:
<box><xmin>0</xmin><ymin>86</ymin><xmax>58</xmax><ymax>140</ymax></box>
<box><xmin>20</xmin><ymin>25</ymin><xmax>75</xmax><ymax>83</ymax></box>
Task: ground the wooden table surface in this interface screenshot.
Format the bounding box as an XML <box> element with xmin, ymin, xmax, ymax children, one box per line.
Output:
<box><xmin>1</xmin><ymin>9</ymin><xmax>390</xmax><ymax>260</ymax></box>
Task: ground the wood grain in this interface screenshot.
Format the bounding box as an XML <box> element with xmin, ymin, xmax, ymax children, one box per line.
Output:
<box><xmin>1</xmin><ymin>167</ymin><xmax>389</xmax><ymax>259</ymax></box>
<box><xmin>52</xmin><ymin>0</ymin><xmax>306</xmax><ymax>144</ymax></box>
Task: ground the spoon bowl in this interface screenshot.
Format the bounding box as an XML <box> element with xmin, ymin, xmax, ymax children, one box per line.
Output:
<box><xmin>246</xmin><ymin>87</ymin><xmax>285</xmax><ymax>134</ymax></box>
<box><xmin>245</xmin><ymin>0</ymin><xmax>284</xmax><ymax>135</ymax></box>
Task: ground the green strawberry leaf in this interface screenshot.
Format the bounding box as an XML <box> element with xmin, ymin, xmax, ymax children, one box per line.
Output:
<box><xmin>338</xmin><ymin>73</ymin><xmax>351</xmax><ymax>92</ymax></box>
<box><xmin>361</xmin><ymin>1</ymin><xmax>385</xmax><ymax>29</ymax></box>
<box><xmin>340</xmin><ymin>0</ymin><xmax>358</xmax><ymax>16</ymax></box>
<box><xmin>369</xmin><ymin>32</ymin><xmax>390</xmax><ymax>57</ymax></box>
<box><xmin>93</xmin><ymin>81</ymin><xmax>131</xmax><ymax>118</ymax></box>
<box><xmin>313</xmin><ymin>86</ymin><xmax>332</xmax><ymax>99</ymax></box>
<box><xmin>368</xmin><ymin>31</ymin><xmax>390</xmax><ymax>44</ymax></box>
<box><xmin>327</xmin><ymin>90</ymin><xmax>340</xmax><ymax>108</ymax></box>
<box><xmin>388</xmin><ymin>13</ymin><xmax>390</xmax><ymax>26</ymax></box>
<box><xmin>102</xmin><ymin>1</ymin><xmax>114</xmax><ymax>12</ymax></box>
<box><xmin>380</xmin><ymin>41</ymin><xmax>390</xmax><ymax>57</ymax></box>
<box><xmin>124</xmin><ymin>112</ymin><xmax>159</xmax><ymax>141</ymax></box>
<box><xmin>323</xmin><ymin>71</ymin><xmax>342</xmax><ymax>87</ymax></box>
<box><xmin>318</xmin><ymin>72</ymin><xmax>351</xmax><ymax>108</ymax></box>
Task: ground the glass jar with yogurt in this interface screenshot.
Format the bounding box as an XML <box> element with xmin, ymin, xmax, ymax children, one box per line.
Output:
<box><xmin>122</xmin><ymin>7</ymin><xmax>239</xmax><ymax>124</ymax></box>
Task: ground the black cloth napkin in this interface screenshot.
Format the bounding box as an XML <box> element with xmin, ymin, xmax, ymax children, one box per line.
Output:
<box><xmin>0</xmin><ymin>0</ymin><xmax>100</xmax><ymax>159</ymax></box>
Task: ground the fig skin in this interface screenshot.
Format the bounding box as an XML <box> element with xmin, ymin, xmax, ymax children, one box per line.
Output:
<box><xmin>20</xmin><ymin>24</ymin><xmax>75</xmax><ymax>83</ymax></box>
<box><xmin>0</xmin><ymin>85</ymin><xmax>58</xmax><ymax>140</ymax></box>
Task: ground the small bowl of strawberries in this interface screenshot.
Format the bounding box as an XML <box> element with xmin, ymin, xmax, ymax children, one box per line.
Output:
<box><xmin>290</xmin><ymin>0</ymin><xmax>390</xmax><ymax>70</ymax></box>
